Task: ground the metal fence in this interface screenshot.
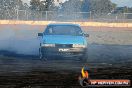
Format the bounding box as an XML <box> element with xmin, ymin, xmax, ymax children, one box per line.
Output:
<box><xmin>0</xmin><ymin>9</ymin><xmax>132</xmax><ymax>22</ymax></box>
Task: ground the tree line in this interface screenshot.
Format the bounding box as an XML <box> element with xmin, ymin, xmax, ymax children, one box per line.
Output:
<box><xmin>29</xmin><ymin>0</ymin><xmax>132</xmax><ymax>14</ymax></box>
<box><xmin>0</xmin><ymin>0</ymin><xmax>132</xmax><ymax>19</ymax></box>
<box><xmin>1</xmin><ymin>0</ymin><xmax>132</xmax><ymax>13</ymax></box>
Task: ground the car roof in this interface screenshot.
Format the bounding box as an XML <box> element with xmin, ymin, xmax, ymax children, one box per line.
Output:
<box><xmin>47</xmin><ymin>23</ymin><xmax>80</xmax><ymax>27</ymax></box>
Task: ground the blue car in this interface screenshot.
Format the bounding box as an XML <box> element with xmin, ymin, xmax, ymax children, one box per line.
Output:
<box><xmin>38</xmin><ymin>24</ymin><xmax>89</xmax><ymax>62</ymax></box>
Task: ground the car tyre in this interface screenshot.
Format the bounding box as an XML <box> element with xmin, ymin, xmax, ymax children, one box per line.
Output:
<box><xmin>80</xmin><ymin>51</ymin><xmax>88</xmax><ymax>63</ymax></box>
<box><xmin>39</xmin><ymin>48</ymin><xmax>47</xmax><ymax>61</ymax></box>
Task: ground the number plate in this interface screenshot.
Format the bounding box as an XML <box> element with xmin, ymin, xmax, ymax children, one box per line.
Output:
<box><xmin>59</xmin><ymin>48</ymin><xmax>69</xmax><ymax>52</ymax></box>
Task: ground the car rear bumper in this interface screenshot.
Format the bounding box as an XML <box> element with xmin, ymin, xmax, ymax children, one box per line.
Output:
<box><xmin>40</xmin><ymin>47</ymin><xmax>87</xmax><ymax>58</ymax></box>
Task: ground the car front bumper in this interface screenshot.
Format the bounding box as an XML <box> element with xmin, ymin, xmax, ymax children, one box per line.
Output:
<box><xmin>40</xmin><ymin>47</ymin><xmax>87</xmax><ymax>58</ymax></box>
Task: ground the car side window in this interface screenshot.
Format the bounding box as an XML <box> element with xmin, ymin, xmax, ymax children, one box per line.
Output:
<box><xmin>49</xmin><ymin>27</ymin><xmax>53</xmax><ymax>34</ymax></box>
<box><xmin>44</xmin><ymin>26</ymin><xmax>53</xmax><ymax>34</ymax></box>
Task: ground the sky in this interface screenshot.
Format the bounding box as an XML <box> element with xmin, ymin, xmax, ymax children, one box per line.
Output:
<box><xmin>22</xmin><ymin>0</ymin><xmax>132</xmax><ymax>7</ymax></box>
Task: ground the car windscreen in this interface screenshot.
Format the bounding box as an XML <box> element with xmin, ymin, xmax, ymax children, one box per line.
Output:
<box><xmin>44</xmin><ymin>25</ymin><xmax>83</xmax><ymax>36</ymax></box>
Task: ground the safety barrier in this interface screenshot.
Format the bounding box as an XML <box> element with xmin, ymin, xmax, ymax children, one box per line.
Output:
<box><xmin>0</xmin><ymin>20</ymin><xmax>132</xmax><ymax>28</ymax></box>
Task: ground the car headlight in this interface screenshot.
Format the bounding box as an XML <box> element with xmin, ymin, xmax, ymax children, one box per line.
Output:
<box><xmin>72</xmin><ymin>44</ymin><xmax>86</xmax><ymax>48</ymax></box>
<box><xmin>41</xmin><ymin>44</ymin><xmax>55</xmax><ymax>47</ymax></box>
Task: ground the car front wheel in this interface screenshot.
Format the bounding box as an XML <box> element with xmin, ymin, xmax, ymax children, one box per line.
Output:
<box><xmin>80</xmin><ymin>51</ymin><xmax>88</xmax><ymax>63</ymax></box>
<box><xmin>39</xmin><ymin>48</ymin><xmax>47</xmax><ymax>61</ymax></box>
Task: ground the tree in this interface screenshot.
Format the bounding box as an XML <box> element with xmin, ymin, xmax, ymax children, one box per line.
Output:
<box><xmin>30</xmin><ymin>0</ymin><xmax>41</xmax><ymax>10</ymax></box>
<box><xmin>0</xmin><ymin>0</ymin><xmax>25</xmax><ymax>19</ymax></box>
<box><xmin>81</xmin><ymin>0</ymin><xmax>117</xmax><ymax>14</ymax></box>
<box><xmin>30</xmin><ymin>0</ymin><xmax>54</xmax><ymax>11</ymax></box>
<box><xmin>61</xmin><ymin>0</ymin><xmax>83</xmax><ymax>13</ymax></box>
<box><xmin>81</xmin><ymin>0</ymin><xmax>91</xmax><ymax>12</ymax></box>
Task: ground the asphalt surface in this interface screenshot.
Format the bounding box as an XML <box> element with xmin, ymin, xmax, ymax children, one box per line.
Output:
<box><xmin>0</xmin><ymin>44</ymin><xmax>132</xmax><ymax>87</ymax></box>
<box><xmin>0</xmin><ymin>44</ymin><xmax>132</xmax><ymax>74</ymax></box>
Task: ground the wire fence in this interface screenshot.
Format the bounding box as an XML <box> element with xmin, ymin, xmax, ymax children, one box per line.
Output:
<box><xmin>0</xmin><ymin>9</ymin><xmax>132</xmax><ymax>22</ymax></box>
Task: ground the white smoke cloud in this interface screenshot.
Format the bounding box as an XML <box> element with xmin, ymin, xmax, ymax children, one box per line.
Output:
<box><xmin>0</xmin><ymin>25</ymin><xmax>41</xmax><ymax>55</ymax></box>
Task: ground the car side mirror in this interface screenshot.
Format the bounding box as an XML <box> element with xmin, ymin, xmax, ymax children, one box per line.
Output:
<box><xmin>84</xmin><ymin>33</ymin><xmax>89</xmax><ymax>37</ymax></box>
<box><xmin>38</xmin><ymin>33</ymin><xmax>43</xmax><ymax>36</ymax></box>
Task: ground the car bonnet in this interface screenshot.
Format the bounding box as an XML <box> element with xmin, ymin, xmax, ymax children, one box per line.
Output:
<box><xmin>42</xmin><ymin>35</ymin><xmax>86</xmax><ymax>45</ymax></box>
